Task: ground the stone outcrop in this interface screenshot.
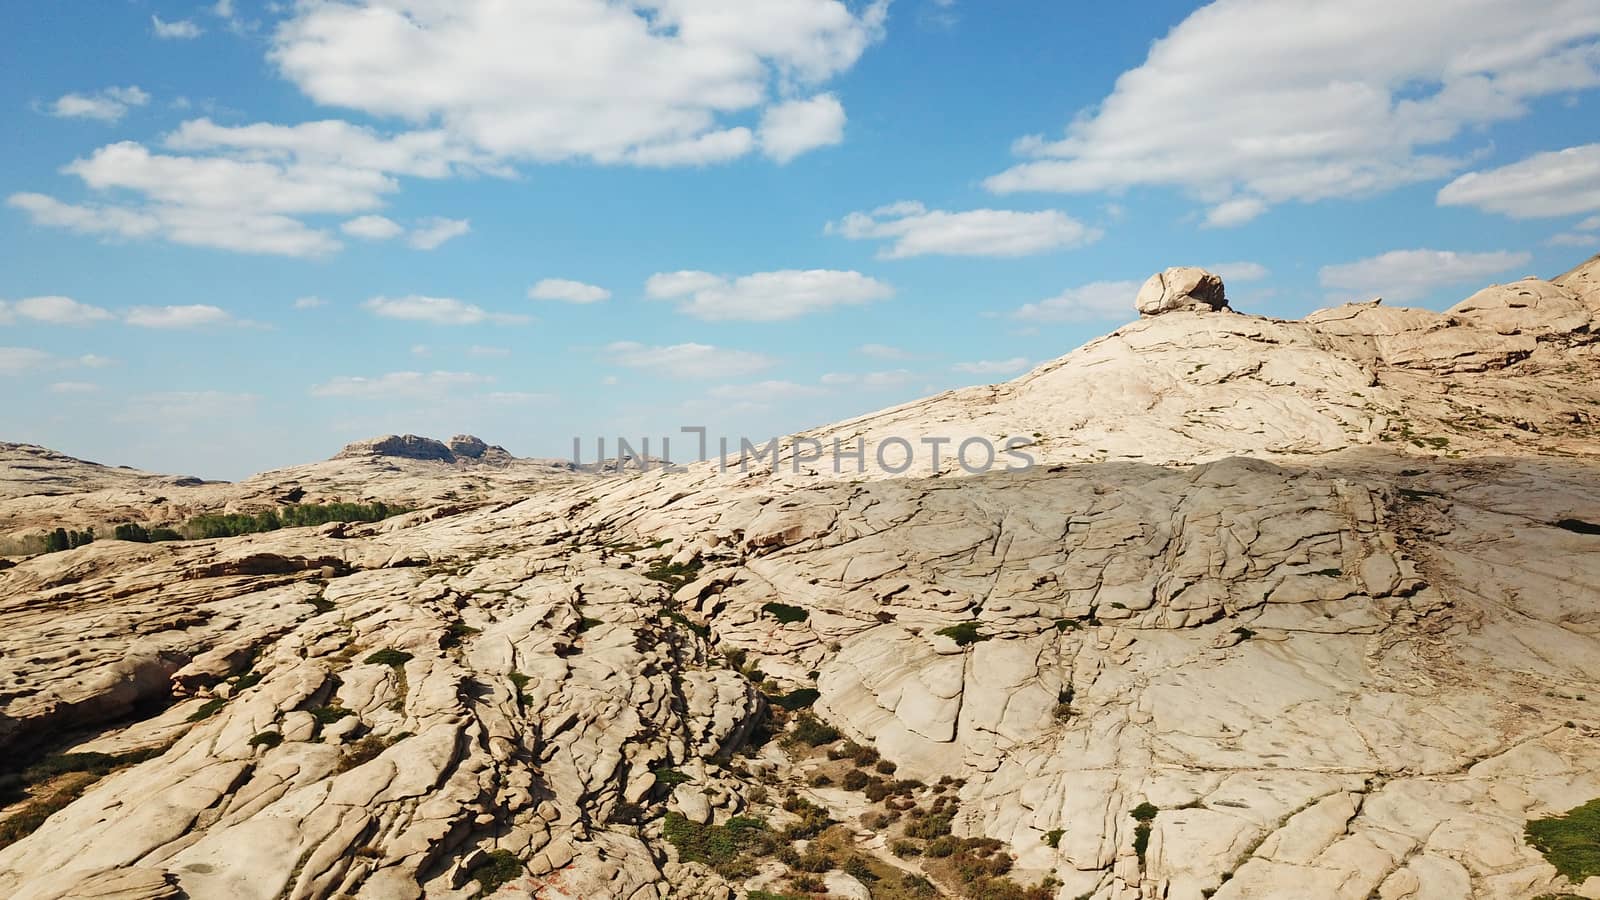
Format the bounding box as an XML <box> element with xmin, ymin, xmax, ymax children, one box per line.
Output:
<box><xmin>1</xmin><ymin>256</ymin><xmax>1599</xmax><ymax>900</ymax></box>
<box><xmin>1135</xmin><ymin>266</ymin><xmax>1230</xmax><ymax>316</ymax></box>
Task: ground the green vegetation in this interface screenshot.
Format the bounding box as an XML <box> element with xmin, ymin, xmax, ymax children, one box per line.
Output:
<box><xmin>1527</xmin><ymin>798</ymin><xmax>1600</xmax><ymax>883</ymax></box>
<box><xmin>248</xmin><ymin>731</ymin><xmax>283</xmax><ymax>748</ymax></box>
<box><xmin>466</xmin><ymin>849</ymin><xmax>525</xmax><ymax>896</ymax></box>
<box><xmin>761</xmin><ymin>602</ymin><xmax>809</xmax><ymax>624</ymax></box>
<box><xmin>311</xmin><ymin>706</ymin><xmax>354</xmax><ymax>726</ymax></box>
<box><xmin>661</xmin><ymin>812</ymin><xmax>778</xmax><ymax>877</ymax></box>
<box><xmin>788</xmin><ymin>712</ymin><xmax>840</xmax><ymax>747</ymax></box>
<box><xmin>1043</xmin><ymin>828</ymin><xmax>1064</xmax><ymax>848</ymax></box>
<box><xmin>112</xmin><ymin>523</ymin><xmax>182</xmax><ymax>543</ymax></box>
<box><xmin>364</xmin><ymin>649</ymin><xmax>413</xmax><ymax>667</ymax></box>
<box><xmin>936</xmin><ymin>622</ymin><xmax>991</xmax><ymax>646</ymax></box>
<box><xmin>1131</xmin><ymin>802</ymin><xmax>1158</xmax><ymax>866</ymax></box>
<box><xmin>441</xmin><ymin>622</ymin><xmax>481</xmax><ymax>648</ymax></box>
<box><xmin>186</xmin><ymin>697</ymin><xmax>227</xmax><ymax>722</ymax></box>
<box><xmin>652</xmin><ymin>767</ymin><xmax>693</xmax><ymax>787</ymax></box>
<box><xmin>0</xmin><ymin>748</ymin><xmax>162</xmax><ymax>850</ymax></box>
<box><xmin>643</xmin><ymin>557</ymin><xmax>703</xmax><ymax>588</ymax></box>
<box><xmin>184</xmin><ymin>501</ymin><xmax>409</xmax><ymax>539</ymax></box>
<box><xmin>42</xmin><ymin>527</ymin><xmax>95</xmax><ymax>553</ymax></box>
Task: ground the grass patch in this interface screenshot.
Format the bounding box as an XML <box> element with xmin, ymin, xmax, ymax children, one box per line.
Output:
<box><xmin>248</xmin><ymin>732</ymin><xmax>283</xmax><ymax>748</ymax></box>
<box><xmin>661</xmin><ymin>812</ymin><xmax>778</xmax><ymax>878</ymax></box>
<box><xmin>644</xmin><ymin>558</ymin><xmax>703</xmax><ymax>589</ymax></box>
<box><xmin>788</xmin><ymin>712</ymin><xmax>840</xmax><ymax>747</ymax></box>
<box><xmin>466</xmin><ymin>848</ymin><xmax>524</xmax><ymax>897</ymax></box>
<box><xmin>310</xmin><ymin>706</ymin><xmax>354</xmax><ymax>726</ymax></box>
<box><xmin>1527</xmin><ymin>798</ymin><xmax>1600</xmax><ymax>883</ymax></box>
<box><xmin>652</xmin><ymin>767</ymin><xmax>693</xmax><ymax>788</ymax></box>
<box><xmin>364</xmin><ymin>649</ymin><xmax>413</xmax><ymax>667</ymax></box>
<box><xmin>186</xmin><ymin>697</ymin><xmax>227</xmax><ymax>723</ymax></box>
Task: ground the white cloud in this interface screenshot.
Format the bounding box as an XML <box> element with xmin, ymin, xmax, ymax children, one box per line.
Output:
<box><xmin>821</xmin><ymin>369</ymin><xmax>915</xmax><ymax>388</ymax></box>
<box><xmin>1210</xmin><ymin>261</ymin><xmax>1270</xmax><ymax>283</ymax></box>
<box><xmin>986</xmin><ymin>0</ymin><xmax>1600</xmax><ymax>223</ymax></box>
<box><xmin>116</xmin><ymin>391</ymin><xmax>257</xmax><ymax>424</ymax></box>
<box><xmin>0</xmin><ymin>296</ymin><xmax>115</xmax><ymax>326</ymax></box>
<box><xmin>165</xmin><ymin>118</ymin><xmax>500</xmax><ymax>179</ymax></box>
<box><xmin>0</xmin><ymin>347</ymin><xmax>54</xmax><ymax>376</ymax></box>
<box><xmin>605</xmin><ymin>341</ymin><xmax>775</xmax><ymax>379</ymax></box>
<box><xmin>467</xmin><ymin>345</ymin><xmax>510</xmax><ymax>357</ymax></box>
<box><xmin>410</xmin><ymin>344</ymin><xmax>431</xmax><ymax>357</ymax></box>
<box><xmin>363</xmin><ymin>295</ymin><xmax>529</xmax><ymax>326</ymax></box>
<box><xmin>1203</xmin><ymin>197</ymin><xmax>1268</xmax><ymax>228</ymax></box>
<box><xmin>78</xmin><ymin>354</ymin><xmax>115</xmax><ymax>368</ymax></box>
<box><xmin>310</xmin><ymin>371</ymin><xmax>493</xmax><ymax>398</ymax></box>
<box><xmin>50</xmin><ymin>381</ymin><xmax>100</xmax><ymax>394</ymax></box>
<box><xmin>1549</xmin><ymin>232</ymin><xmax>1598</xmax><ymax>247</ymax></box>
<box><xmin>529</xmin><ymin>278</ymin><xmax>611</xmax><ymax>304</ymax></box>
<box><xmin>293</xmin><ymin>296</ymin><xmax>326</xmax><ymax>309</ymax></box>
<box><xmin>645</xmin><ymin>269</ymin><xmax>892</xmax><ymax>321</ymax></box>
<box><xmin>952</xmin><ymin>357</ymin><xmax>1030</xmax><ymax>376</ymax></box>
<box><xmin>1438</xmin><ymin>143</ymin><xmax>1600</xmax><ymax>218</ymax></box>
<box><xmin>48</xmin><ymin>86</ymin><xmax>150</xmax><ymax>123</ymax></box>
<box><xmin>1580</xmin><ymin>216</ymin><xmax>1600</xmax><ymax>231</ymax></box>
<box><xmin>270</xmin><ymin>0</ymin><xmax>888</xmax><ymax>167</ymax></box>
<box><xmin>407</xmin><ymin>217</ymin><xmax>470</xmax><ymax>250</ymax></box>
<box><xmin>125</xmin><ymin>304</ymin><xmax>235</xmax><ymax>328</ymax></box>
<box><xmin>859</xmin><ymin>343</ymin><xmax>912</xmax><ymax>360</ymax></box>
<box><xmin>1012</xmin><ymin>280</ymin><xmax>1142</xmax><ymax>323</ymax></box>
<box><xmin>708</xmin><ymin>380</ymin><xmax>827</xmax><ymax>401</ymax></box>
<box><xmin>342</xmin><ymin>215</ymin><xmax>403</xmax><ymax>240</ymax></box>
<box><xmin>1318</xmin><ymin>249</ymin><xmax>1533</xmax><ymax>302</ymax></box>
<box><xmin>629</xmin><ymin>128</ymin><xmax>755</xmax><ymax>167</ymax></box>
<box><xmin>151</xmin><ymin>15</ymin><xmax>202</xmax><ymax>39</ymax></box>
<box><xmin>828</xmin><ymin>201</ymin><xmax>1101</xmax><ymax>258</ymax></box>
<box><xmin>759</xmin><ymin>94</ymin><xmax>847</xmax><ymax>163</ymax></box>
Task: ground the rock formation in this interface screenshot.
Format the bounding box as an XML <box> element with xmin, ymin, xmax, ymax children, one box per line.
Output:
<box><xmin>2</xmin><ymin>258</ymin><xmax>1599</xmax><ymax>900</ymax></box>
<box><xmin>1134</xmin><ymin>266</ymin><xmax>1230</xmax><ymax>316</ymax></box>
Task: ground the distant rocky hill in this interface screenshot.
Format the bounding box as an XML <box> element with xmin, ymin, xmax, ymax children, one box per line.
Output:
<box><xmin>1</xmin><ymin>257</ymin><xmax>1598</xmax><ymax>900</ymax></box>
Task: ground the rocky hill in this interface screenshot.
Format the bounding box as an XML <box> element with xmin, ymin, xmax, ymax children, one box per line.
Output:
<box><xmin>0</xmin><ymin>258</ymin><xmax>1598</xmax><ymax>900</ymax></box>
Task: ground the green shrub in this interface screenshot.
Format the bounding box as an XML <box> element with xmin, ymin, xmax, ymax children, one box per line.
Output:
<box><xmin>182</xmin><ymin>502</ymin><xmax>408</xmax><ymax>539</ymax></box>
<box><xmin>364</xmin><ymin>649</ymin><xmax>413</xmax><ymax>667</ymax></box>
<box><xmin>1131</xmin><ymin>802</ymin><xmax>1159</xmax><ymax>822</ymax></box>
<box><xmin>652</xmin><ymin>767</ymin><xmax>693</xmax><ymax>787</ymax></box>
<box><xmin>935</xmin><ymin>622</ymin><xmax>991</xmax><ymax>646</ymax></box>
<box><xmin>789</xmin><ymin>713</ymin><xmax>840</xmax><ymax>746</ymax></box>
<box><xmin>661</xmin><ymin>812</ymin><xmax>774</xmax><ymax>877</ymax></box>
<box><xmin>186</xmin><ymin>697</ymin><xmax>227</xmax><ymax>722</ymax></box>
<box><xmin>467</xmin><ymin>849</ymin><xmax>524</xmax><ymax>895</ymax></box>
<box><xmin>311</xmin><ymin>706</ymin><xmax>354</xmax><ymax>725</ymax></box>
<box><xmin>248</xmin><ymin>731</ymin><xmax>283</xmax><ymax>748</ymax></box>
<box><xmin>1043</xmin><ymin>828</ymin><xmax>1064</xmax><ymax>848</ymax></box>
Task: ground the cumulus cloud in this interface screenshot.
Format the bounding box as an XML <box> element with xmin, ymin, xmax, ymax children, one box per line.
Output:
<box><xmin>1318</xmin><ymin>249</ymin><xmax>1532</xmax><ymax>302</ymax></box>
<box><xmin>125</xmin><ymin>304</ymin><xmax>236</xmax><ymax>328</ymax></box>
<box><xmin>341</xmin><ymin>215</ymin><xmax>403</xmax><ymax>240</ymax></box>
<box><xmin>828</xmin><ymin>201</ymin><xmax>1101</xmax><ymax>258</ymax></box>
<box><xmin>270</xmin><ymin>0</ymin><xmax>887</xmax><ymax>166</ymax></box>
<box><xmin>293</xmin><ymin>296</ymin><xmax>326</xmax><ymax>309</ymax></box>
<box><xmin>759</xmin><ymin>94</ymin><xmax>847</xmax><ymax>163</ymax></box>
<box><xmin>1210</xmin><ymin>261</ymin><xmax>1270</xmax><ymax>283</ymax></box>
<box><xmin>363</xmin><ymin>296</ymin><xmax>529</xmax><ymax>326</ymax></box>
<box><xmin>529</xmin><ymin>278</ymin><xmax>611</xmax><ymax>304</ymax></box>
<box><xmin>820</xmin><ymin>369</ymin><xmax>915</xmax><ymax>388</ymax></box>
<box><xmin>50</xmin><ymin>381</ymin><xmax>100</xmax><ymax>394</ymax></box>
<box><xmin>986</xmin><ymin>0</ymin><xmax>1600</xmax><ymax>222</ymax></box>
<box><xmin>707</xmin><ymin>380</ymin><xmax>828</xmax><ymax>401</ymax></box>
<box><xmin>48</xmin><ymin>86</ymin><xmax>150</xmax><ymax>123</ymax></box>
<box><xmin>859</xmin><ymin>343</ymin><xmax>913</xmax><ymax>360</ymax></box>
<box><xmin>310</xmin><ymin>371</ymin><xmax>493</xmax><ymax>398</ymax></box>
<box><xmin>0</xmin><ymin>296</ymin><xmax>114</xmax><ymax>326</ymax></box>
<box><xmin>605</xmin><ymin>341</ymin><xmax>775</xmax><ymax>379</ymax></box>
<box><xmin>151</xmin><ymin>15</ymin><xmax>202</xmax><ymax>39</ymax></box>
<box><xmin>1011</xmin><ymin>280</ymin><xmax>1142</xmax><ymax>323</ymax></box>
<box><xmin>645</xmin><ymin>269</ymin><xmax>892</xmax><ymax>321</ymax></box>
<box><xmin>0</xmin><ymin>347</ymin><xmax>55</xmax><ymax>376</ymax></box>
<box><xmin>952</xmin><ymin>357</ymin><xmax>1030</xmax><ymax>376</ymax></box>
<box><xmin>406</xmin><ymin>217</ymin><xmax>470</xmax><ymax>250</ymax></box>
<box><xmin>1438</xmin><ymin>143</ymin><xmax>1600</xmax><ymax>218</ymax></box>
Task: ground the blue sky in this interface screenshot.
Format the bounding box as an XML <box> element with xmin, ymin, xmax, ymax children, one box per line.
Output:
<box><xmin>3</xmin><ymin>0</ymin><xmax>1599</xmax><ymax>479</ymax></box>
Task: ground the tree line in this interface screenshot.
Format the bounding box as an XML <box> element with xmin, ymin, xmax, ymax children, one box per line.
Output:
<box><xmin>24</xmin><ymin>502</ymin><xmax>410</xmax><ymax>553</ymax></box>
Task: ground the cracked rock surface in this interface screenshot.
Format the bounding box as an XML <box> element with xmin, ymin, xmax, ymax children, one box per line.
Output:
<box><xmin>2</xmin><ymin>257</ymin><xmax>1600</xmax><ymax>899</ymax></box>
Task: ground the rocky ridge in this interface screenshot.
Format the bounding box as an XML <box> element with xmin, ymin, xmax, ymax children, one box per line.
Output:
<box><xmin>0</xmin><ymin>258</ymin><xmax>1598</xmax><ymax>900</ymax></box>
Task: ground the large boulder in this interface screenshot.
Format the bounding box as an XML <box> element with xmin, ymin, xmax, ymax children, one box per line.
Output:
<box><xmin>1448</xmin><ymin>276</ymin><xmax>1594</xmax><ymax>336</ymax></box>
<box><xmin>1135</xmin><ymin>267</ymin><xmax>1229</xmax><ymax>316</ymax></box>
